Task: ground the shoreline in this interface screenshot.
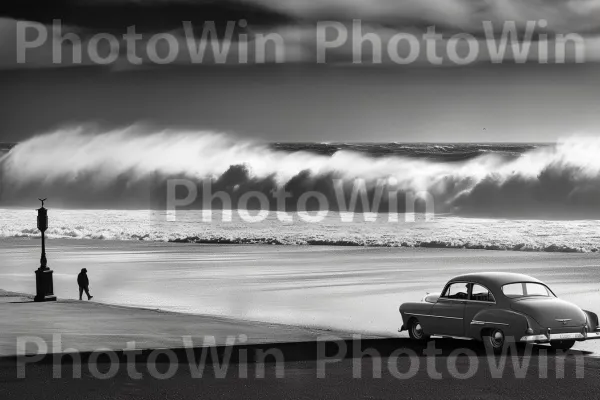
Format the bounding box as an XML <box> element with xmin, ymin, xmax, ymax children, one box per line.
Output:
<box><xmin>1</xmin><ymin>235</ymin><xmax>597</xmax><ymax>254</ymax></box>
<box><xmin>3</xmin><ymin>207</ymin><xmax>600</xmax><ymax>254</ymax></box>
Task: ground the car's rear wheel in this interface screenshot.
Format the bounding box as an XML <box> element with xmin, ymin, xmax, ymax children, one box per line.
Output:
<box><xmin>550</xmin><ymin>340</ymin><xmax>575</xmax><ymax>351</ymax></box>
<box><xmin>408</xmin><ymin>318</ymin><xmax>430</xmax><ymax>341</ymax></box>
<box><xmin>484</xmin><ymin>328</ymin><xmax>505</xmax><ymax>353</ymax></box>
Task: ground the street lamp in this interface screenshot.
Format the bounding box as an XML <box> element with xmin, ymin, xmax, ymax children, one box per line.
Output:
<box><xmin>34</xmin><ymin>198</ymin><xmax>57</xmax><ymax>302</ymax></box>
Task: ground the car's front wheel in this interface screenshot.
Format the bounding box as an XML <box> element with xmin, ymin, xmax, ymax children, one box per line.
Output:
<box><xmin>408</xmin><ymin>318</ymin><xmax>430</xmax><ymax>341</ymax></box>
<box><xmin>484</xmin><ymin>328</ymin><xmax>505</xmax><ymax>353</ymax></box>
<box><xmin>550</xmin><ymin>340</ymin><xmax>575</xmax><ymax>351</ymax></box>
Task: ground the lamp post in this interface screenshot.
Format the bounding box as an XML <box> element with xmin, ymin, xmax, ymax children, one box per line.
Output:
<box><xmin>34</xmin><ymin>198</ymin><xmax>57</xmax><ymax>302</ymax></box>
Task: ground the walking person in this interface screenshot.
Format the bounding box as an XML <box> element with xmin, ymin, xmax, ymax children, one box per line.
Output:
<box><xmin>77</xmin><ymin>268</ymin><xmax>93</xmax><ymax>300</ymax></box>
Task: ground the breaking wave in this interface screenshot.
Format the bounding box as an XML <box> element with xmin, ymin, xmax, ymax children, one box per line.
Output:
<box><xmin>1</xmin><ymin>210</ymin><xmax>599</xmax><ymax>253</ymax></box>
<box><xmin>2</xmin><ymin>125</ymin><xmax>600</xmax><ymax>220</ymax></box>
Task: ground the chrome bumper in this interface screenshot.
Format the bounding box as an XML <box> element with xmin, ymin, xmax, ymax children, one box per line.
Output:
<box><xmin>520</xmin><ymin>330</ymin><xmax>600</xmax><ymax>342</ymax></box>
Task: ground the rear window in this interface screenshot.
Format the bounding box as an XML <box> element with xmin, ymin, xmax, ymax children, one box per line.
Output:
<box><xmin>501</xmin><ymin>282</ymin><xmax>554</xmax><ymax>298</ymax></box>
<box><xmin>471</xmin><ymin>284</ymin><xmax>495</xmax><ymax>302</ymax></box>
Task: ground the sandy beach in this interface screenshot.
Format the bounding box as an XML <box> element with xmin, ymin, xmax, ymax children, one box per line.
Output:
<box><xmin>1</xmin><ymin>238</ymin><xmax>600</xmax><ymax>353</ymax></box>
<box><xmin>2</xmin><ymin>244</ymin><xmax>600</xmax><ymax>400</ymax></box>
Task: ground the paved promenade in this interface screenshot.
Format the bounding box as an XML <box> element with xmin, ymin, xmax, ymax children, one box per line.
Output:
<box><xmin>0</xmin><ymin>289</ymin><xmax>338</xmax><ymax>357</ymax></box>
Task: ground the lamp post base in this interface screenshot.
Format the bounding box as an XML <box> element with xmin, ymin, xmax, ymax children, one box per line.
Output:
<box><xmin>34</xmin><ymin>268</ymin><xmax>57</xmax><ymax>302</ymax></box>
<box><xmin>34</xmin><ymin>295</ymin><xmax>57</xmax><ymax>302</ymax></box>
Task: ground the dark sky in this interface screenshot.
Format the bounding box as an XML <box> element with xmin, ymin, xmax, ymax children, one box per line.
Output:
<box><xmin>1</xmin><ymin>0</ymin><xmax>600</xmax><ymax>143</ymax></box>
<box><xmin>1</xmin><ymin>63</ymin><xmax>599</xmax><ymax>143</ymax></box>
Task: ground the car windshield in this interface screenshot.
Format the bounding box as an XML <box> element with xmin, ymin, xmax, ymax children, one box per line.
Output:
<box><xmin>502</xmin><ymin>282</ymin><xmax>555</xmax><ymax>298</ymax></box>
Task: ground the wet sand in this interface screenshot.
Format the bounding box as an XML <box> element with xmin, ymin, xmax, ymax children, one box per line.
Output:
<box><xmin>2</xmin><ymin>239</ymin><xmax>600</xmax><ymax>399</ymax></box>
<box><xmin>1</xmin><ymin>239</ymin><xmax>600</xmax><ymax>349</ymax></box>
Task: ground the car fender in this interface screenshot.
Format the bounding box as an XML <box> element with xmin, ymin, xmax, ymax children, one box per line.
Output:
<box><xmin>467</xmin><ymin>309</ymin><xmax>532</xmax><ymax>341</ymax></box>
<box><xmin>583</xmin><ymin>309</ymin><xmax>599</xmax><ymax>331</ymax></box>
<box><xmin>399</xmin><ymin>302</ymin><xmax>434</xmax><ymax>331</ymax></box>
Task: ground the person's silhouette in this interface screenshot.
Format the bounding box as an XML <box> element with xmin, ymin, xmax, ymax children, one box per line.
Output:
<box><xmin>77</xmin><ymin>268</ymin><xmax>93</xmax><ymax>300</ymax></box>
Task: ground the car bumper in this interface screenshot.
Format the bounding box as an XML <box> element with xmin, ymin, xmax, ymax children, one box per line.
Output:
<box><xmin>520</xmin><ymin>330</ymin><xmax>600</xmax><ymax>342</ymax></box>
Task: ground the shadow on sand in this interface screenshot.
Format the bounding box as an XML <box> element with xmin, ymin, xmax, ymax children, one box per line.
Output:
<box><xmin>1</xmin><ymin>337</ymin><xmax>592</xmax><ymax>366</ymax></box>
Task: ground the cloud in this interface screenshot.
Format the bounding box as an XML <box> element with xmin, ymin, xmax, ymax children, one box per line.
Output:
<box><xmin>249</xmin><ymin>0</ymin><xmax>600</xmax><ymax>33</ymax></box>
<box><xmin>0</xmin><ymin>0</ymin><xmax>292</xmax><ymax>34</ymax></box>
<box><xmin>567</xmin><ymin>0</ymin><xmax>600</xmax><ymax>14</ymax></box>
<box><xmin>1</xmin><ymin>0</ymin><xmax>599</xmax><ymax>68</ymax></box>
<box><xmin>1</xmin><ymin>19</ymin><xmax>596</xmax><ymax>69</ymax></box>
<box><xmin>3</xmin><ymin>0</ymin><xmax>600</xmax><ymax>35</ymax></box>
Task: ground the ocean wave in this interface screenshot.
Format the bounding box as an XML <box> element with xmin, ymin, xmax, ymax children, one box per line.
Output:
<box><xmin>1</xmin><ymin>210</ymin><xmax>599</xmax><ymax>253</ymax></box>
<box><xmin>168</xmin><ymin>237</ymin><xmax>591</xmax><ymax>252</ymax></box>
<box><xmin>1</xmin><ymin>126</ymin><xmax>600</xmax><ymax>219</ymax></box>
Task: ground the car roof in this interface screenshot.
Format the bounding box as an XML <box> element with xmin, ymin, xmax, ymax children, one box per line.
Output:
<box><xmin>448</xmin><ymin>272</ymin><xmax>543</xmax><ymax>289</ymax></box>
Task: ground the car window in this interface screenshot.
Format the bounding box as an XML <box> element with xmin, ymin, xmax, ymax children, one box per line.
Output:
<box><xmin>524</xmin><ymin>283</ymin><xmax>552</xmax><ymax>296</ymax></box>
<box><xmin>471</xmin><ymin>284</ymin><xmax>495</xmax><ymax>302</ymax></box>
<box><xmin>442</xmin><ymin>282</ymin><xmax>469</xmax><ymax>300</ymax></box>
<box><xmin>502</xmin><ymin>282</ymin><xmax>554</xmax><ymax>298</ymax></box>
<box><xmin>502</xmin><ymin>283</ymin><xmax>524</xmax><ymax>297</ymax></box>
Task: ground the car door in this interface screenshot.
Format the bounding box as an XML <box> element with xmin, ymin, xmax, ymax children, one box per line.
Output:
<box><xmin>430</xmin><ymin>282</ymin><xmax>468</xmax><ymax>337</ymax></box>
<box><xmin>463</xmin><ymin>283</ymin><xmax>496</xmax><ymax>333</ymax></box>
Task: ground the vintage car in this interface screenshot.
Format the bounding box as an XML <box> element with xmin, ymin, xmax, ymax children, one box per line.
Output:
<box><xmin>399</xmin><ymin>272</ymin><xmax>600</xmax><ymax>352</ymax></box>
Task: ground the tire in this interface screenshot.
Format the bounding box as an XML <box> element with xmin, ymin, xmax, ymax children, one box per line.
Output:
<box><xmin>550</xmin><ymin>340</ymin><xmax>575</xmax><ymax>351</ymax></box>
<box><xmin>483</xmin><ymin>328</ymin><xmax>505</xmax><ymax>354</ymax></box>
<box><xmin>408</xmin><ymin>318</ymin><xmax>430</xmax><ymax>341</ymax></box>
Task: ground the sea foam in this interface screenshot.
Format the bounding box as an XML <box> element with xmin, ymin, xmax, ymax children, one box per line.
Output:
<box><xmin>1</xmin><ymin>209</ymin><xmax>599</xmax><ymax>253</ymax></box>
